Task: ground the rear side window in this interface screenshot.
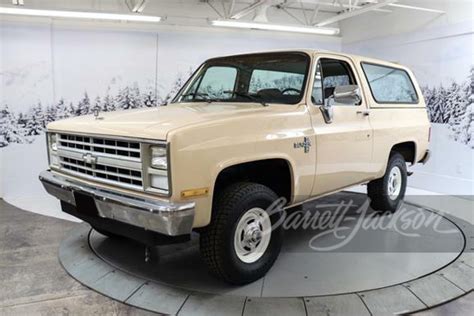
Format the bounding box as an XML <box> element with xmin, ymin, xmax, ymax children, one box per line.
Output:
<box><xmin>361</xmin><ymin>63</ymin><xmax>418</xmax><ymax>104</ymax></box>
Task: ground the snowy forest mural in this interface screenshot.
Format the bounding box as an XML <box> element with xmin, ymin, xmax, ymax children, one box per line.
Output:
<box><xmin>2</xmin><ymin>65</ymin><xmax>473</xmax><ymax>148</ymax></box>
<box><xmin>0</xmin><ymin>85</ymin><xmax>157</xmax><ymax>147</ymax></box>
<box><xmin>421</xmin><ymin>66</ymin><xmax>474</xmax><ymax>148</ymax></box>
<box><xmin>0</xmin><ymin>70</ymin><xmax>192</xmax><ymax>148</ymax></box>
<box><xmin>1</xmin><ymin>85</ymin><xmax>156</xmax><ymax>147</ymax></box>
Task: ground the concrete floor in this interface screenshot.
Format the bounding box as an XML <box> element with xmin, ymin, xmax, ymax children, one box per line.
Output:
<box><xmin>0</xmin><ymin>199</ymin><xmax>472</xmax><ymax>315</ymax></box>
<box><xmin>0</xmin><ymin>199</ymin><xmax>155</xmax><ymax>315</ymax></box>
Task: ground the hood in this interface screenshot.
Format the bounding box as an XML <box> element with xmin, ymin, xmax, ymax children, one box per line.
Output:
<box><xmin>47</xmin><ymin>103</ymin><xmax>268</xmax><ymax>140</ymax></box>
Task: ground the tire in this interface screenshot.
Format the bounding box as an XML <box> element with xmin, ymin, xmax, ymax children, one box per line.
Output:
<box><xmin>367</xmin><ymin>152</ymin><xmax>407</xmax><ymax>212</ymax></box>
<box><xmin>200</xmin><ymin>182</ymin><xmax>283</xmax><ymax>285</ymax></box>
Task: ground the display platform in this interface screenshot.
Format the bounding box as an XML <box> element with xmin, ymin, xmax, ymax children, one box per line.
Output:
<box><xmin>59</xmin><ymin>192</ymin><xmax>473</xmax><ymax>315</ymax></box>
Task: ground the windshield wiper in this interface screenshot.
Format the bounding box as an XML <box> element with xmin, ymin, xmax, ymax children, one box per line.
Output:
<box><xmin>223</xmin><ymin>91</ymin><xmax>268</xmax><ymax>107</ymax></box>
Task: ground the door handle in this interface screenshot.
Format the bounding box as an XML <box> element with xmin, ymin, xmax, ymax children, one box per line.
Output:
<box><xmin>357</xmin><ymin>110</ymin><xmax>370</xmax><ymax>117</ymax></box>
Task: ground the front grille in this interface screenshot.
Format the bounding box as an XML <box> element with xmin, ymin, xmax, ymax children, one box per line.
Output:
<box><xmin>59</xmin><ymin>134</ymin><xmax>141</xmax><ymax>160</ymax></box>
<box><xmin>61</xmin><ymin>157</ymin><xmax>143</xmax><ymax>187</ymax></box>
<box><xmin>57</xmin><ymin>133</ymin><xmax>143</xmax><ymax>190</ymax></box>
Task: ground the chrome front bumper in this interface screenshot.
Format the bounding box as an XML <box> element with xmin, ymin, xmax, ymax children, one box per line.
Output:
<box><xmin>39</xmin><ymin>170</ymin><xmax>195</xmax><ymax>236</ymax></box>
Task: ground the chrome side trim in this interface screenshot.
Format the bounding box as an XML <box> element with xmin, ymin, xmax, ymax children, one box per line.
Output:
<box><xmin>39</xmin><ymin>170</ymin><xmax>194</xmax><ymax>236</ymax></box>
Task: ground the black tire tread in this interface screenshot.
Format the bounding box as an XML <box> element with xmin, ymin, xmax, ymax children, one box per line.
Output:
<box><xmin>200</xmin><ymin>182</ymin><xmax>278</xmax><ymax>284</ymax></box>
<box><xmin>368</xmin><ymin>152</ymin><xmax>407</xmax><ymax>212</ymax></box>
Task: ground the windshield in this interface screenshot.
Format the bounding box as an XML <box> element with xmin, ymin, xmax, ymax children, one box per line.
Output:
<box><xmin>172</xmin><ymin>52</ymin><xmax>310</xmax><ymax>105</ymax></box>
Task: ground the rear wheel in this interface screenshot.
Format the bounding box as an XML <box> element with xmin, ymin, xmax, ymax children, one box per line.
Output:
<box><xmin>200</xmin><ymin>182</ymin><xmax>283</xmax><ymax>285</ymax></box>
<box><xmin>367</xmin><ymin>152</ymin><xmax>407</xmax><ymax>212</ymax></box>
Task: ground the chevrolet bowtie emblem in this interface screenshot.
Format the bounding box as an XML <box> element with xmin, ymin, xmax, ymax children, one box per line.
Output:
<box><xmin>294</xmin><ymin>137</ymin><xmax>312</xmax><ymax>153</ymax></box>
<box><xmin>82</xmin><ymin>153</ymin><xmax>97</xmax><ymax>165</ymax></box>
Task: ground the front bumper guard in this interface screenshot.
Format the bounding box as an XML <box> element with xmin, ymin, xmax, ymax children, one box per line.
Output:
<box><xmin>39</xmin><ymin>170</ymin><xmax>195</xmax><ymax>236</ymax></box>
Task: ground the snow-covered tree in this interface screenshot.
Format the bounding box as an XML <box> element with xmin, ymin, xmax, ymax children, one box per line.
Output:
<box><xmin>143</xmin><ymin>91</ymin><xmax>157</xmax><ymax>107</ymax></box>
<box><xmin>56</xmin><ymin>98</ymin><xmax>71</xmax><ymax>120</ymax></box>
<box><xmin>446</xmin><ymin>82</ymin><xmax>467</xmax><ymax>139</ymax></box>
<box><xmin>99</xmin><ymin>87</ymin><xmax>114</xmax><ymax>112</ymax></box>
<box><xmin>116</xmin><ymin>86</ymin><xmax>131</xmax><ymax>109</ymax></box>
<box><xmin>131</xmin><ymin>83</ymin><xmax>143</xmax><ymax>108</ymax></box>
<box><xmin>75</xmin><ymin>92</ymin><xmax>91</xmax><ymax>116</ymax></box>
<box><xmin>164</xmin><ymin>68</ymin><xmax>194</xmax><ymax>104</ymax></box>
<box><xmin>433</xmin><ymin>86</ymin><xmax>449</xmax><ymax>123</ymax></box>
<box><xmin>25</xmin><ymin>103</ymin><xmax>45</xmax><ymax>136</ymax></box>
<box><xmin>423</xmin><ymin>66</ymin><xmax>474</xmax><ymax>147</ymax></box>
<box><xmin>17</xmin><ymin>112</ymin><xmax>27</xmax><ymax>127</ymax></box>
<box><xmin>92</xmin><ymin>96</ymin><xmax>102</xmax><ymax>114</ymax></box>
<box><xmin>164</xmin><ymin>76</ymin><xmax>185</xmax><ymax>104</ymax></box>
<box><xmin>422</xmin><ymin>86</ymin><xmax>437</xmax><ymax>122</ymax></box>
<box><xmin>0</xmin><ymin>105</ymin><xmax>24</xmax><ymax>147</ymax></box>
<box><xmin>45</xmin><ymin>105</ymin><xmax>57</xmax><ymax>124</ymax></box>
<box><xmin>102</xmin><ymin>92</ymin><xmax>116</xmax><ymax>112</ymax></box>
<box><xmin>116</xmin><ymin>84</ymin><xmax>142</xmax><ymax>110</ymax></box>
<box><xmin>458</xmin><ymin>66</ymin><xmax>474</xmax><ymax>147</ymax></box>
<box><xmin>67</xmin><ymin>102</ymin><xmax>76</xmax><ymax>117</ymax></box>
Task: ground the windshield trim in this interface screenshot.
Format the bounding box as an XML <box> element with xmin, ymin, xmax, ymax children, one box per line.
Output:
<box><xmin>171</xmin><ymin>51</ymin><xmax>311</xmax><ymax>105</ymax></box>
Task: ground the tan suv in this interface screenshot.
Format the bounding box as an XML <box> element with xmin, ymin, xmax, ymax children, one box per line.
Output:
<box><xmin>40</xmin><ymin>50</ymin><xmax>431</xmax><ymax>284</ymax></box>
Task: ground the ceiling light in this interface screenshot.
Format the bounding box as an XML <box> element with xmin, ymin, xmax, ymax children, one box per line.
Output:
<box><xmin>0</xmin><ymin>7</ymin><xmax>162</xmax><ymax>22</ymax></box>
<box><xmin>388</xmin><ymin>3</ymin><xmax>445</xmax><ymax>14</ymax></box>
<box><xmin>211</xmin><ymin>20</ymin><xmax>339</xmax><ymax>36</ymax></box>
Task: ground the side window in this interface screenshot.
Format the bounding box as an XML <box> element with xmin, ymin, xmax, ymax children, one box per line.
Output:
<box><xmin>195</xmin><ymin>66</ymin><xmax>237</xmax><ymax>99</ymax></box>
<box><xmin>320</xmin><ymin>58</ymin><xmax>357</xmax><ymax>106</ymax></box>
<box><xmin>361</xmin><ymin>63</ymin><xmax>418</xmax><ymax>103</ymax></box>
<box><xmin>311</xmin><ymin>62</ymin><xmax>323</xmax><ymax>105</ymax></box>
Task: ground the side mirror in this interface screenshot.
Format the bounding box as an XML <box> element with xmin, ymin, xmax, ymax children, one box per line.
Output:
<box><xmin>320</xmin><ymin>99</ymin><xmax>334</xmax><ymax>124</ymax></box>
<box><xmin>333</xmin><ymin>85</ymin><xmax>362</xmax><ymax>105</ymax></box>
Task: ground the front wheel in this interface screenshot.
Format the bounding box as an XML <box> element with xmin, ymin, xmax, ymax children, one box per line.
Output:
<box><xmin>367</xmin><ymin>152</ymin><xmax>407</xmax><ymax>212</ymax></box>
<box><xmin>200</xmin><ymin>182</ymin><xmax>283</xmax><ymax>285</ymax></box>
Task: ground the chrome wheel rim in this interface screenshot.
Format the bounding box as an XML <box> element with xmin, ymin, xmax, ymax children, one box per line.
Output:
<box><xmin>234</xmin><ymin>207</ymin><xmax>272</xmax><ymax>264</ymax></box>
<box><xmin>387</xmin><ymin>166</ymin><xmax>402</xmax><ymax>200</ymax></box>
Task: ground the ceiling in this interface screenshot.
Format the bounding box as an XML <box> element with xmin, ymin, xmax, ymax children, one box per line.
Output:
<box><xmin>0</xmin><ymin>0</ymin><xmax>457</xmax><ymax>37</ymax></box>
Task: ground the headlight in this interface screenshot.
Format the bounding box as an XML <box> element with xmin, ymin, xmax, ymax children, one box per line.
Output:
<box><xmin>50</xmin><ymin>133</ymin><xmax>58</xmax><ymax>151</ymax></box>
<box><xmin>148</xmin><ymin>144</ymin><xmax>169</xmax><ymax>193</ymax></box>
<box><xmin>47</xmin><ymin>132</ymin><xmax>59</xmax><ymax>167</ymax></box>
<box><xmin>151</xmin><ymin>146</ymin><xmax>167</xmax><ymax>170</ymax></box>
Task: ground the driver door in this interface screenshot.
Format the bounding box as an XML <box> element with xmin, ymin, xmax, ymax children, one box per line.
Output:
<box><xmin>310</xmin><ymin>54</ymin><xmax>374</xmax><ymax>196</ymax></box>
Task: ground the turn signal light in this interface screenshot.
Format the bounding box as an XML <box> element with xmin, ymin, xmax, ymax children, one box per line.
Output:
<box><xmin>181</xmin><ymin>188</ymin><xmax>209</xmax><ymax>199</ymax></box>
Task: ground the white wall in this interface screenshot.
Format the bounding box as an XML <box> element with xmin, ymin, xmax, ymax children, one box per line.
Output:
<box><xmin>340</xmin><ymin>0</ymin><xmax>473</xmax><ymax>44</ymax></box>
